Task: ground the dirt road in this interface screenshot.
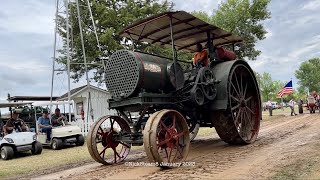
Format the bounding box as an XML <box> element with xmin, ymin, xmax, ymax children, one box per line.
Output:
<box><xmin>33</xmin><ymin>113</ymin><xmax>320</xmax><ymax>180</ymax></box>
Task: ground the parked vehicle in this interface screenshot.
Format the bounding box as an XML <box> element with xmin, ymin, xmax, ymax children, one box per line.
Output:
<box><xmin>34</xmin><ymin>102</ymin><xmax>84</xmax><ymax>150</ymax></box>
<box><xmin>0</xmin><ymin>102</ymin><xmax>42</xmax><ymax>160</ymax></box>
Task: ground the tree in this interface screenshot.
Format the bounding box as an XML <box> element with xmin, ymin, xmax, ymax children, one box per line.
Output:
<box><xmin>57</xmin><ymin>0</ymin><xmax>171</xmax><ymax>83</ymax></box>
<box><xmin>193</xmin><ymin>0</ymin><xmax>271</xmax><ymax>60</ymax></box>
<box><xmin>256</xmin><ymin>72</ymin><xmax>275</xmax><ymax>101</ymax></box>
<box><xmin>255</xmin><ymin>72</ymin><xmax>286</xmax><ymax>102</ymax></box>
<box><xmin>295</xmin><ymin>58</ymin><xmax>320</xmax><ymax>93</ymax></box>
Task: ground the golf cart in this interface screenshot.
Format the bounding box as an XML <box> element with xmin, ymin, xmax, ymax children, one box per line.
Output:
<box><xmin>0</xmin><ymin>102</ymin><xmax>42</xmax><ymax>160</ymax></box>
<box><xmin>34</xmin><ymin>102</ymin><xmax>84</xmax><ymax>150</ymax></box>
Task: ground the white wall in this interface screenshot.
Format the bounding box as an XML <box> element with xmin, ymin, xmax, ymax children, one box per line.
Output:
<box><xmin>71</xmin><ymin>88</ymin><xmax>117</xmax><ymax>135</ymax></box>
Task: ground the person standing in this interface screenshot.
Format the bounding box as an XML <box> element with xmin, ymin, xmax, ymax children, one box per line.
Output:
<box><xmin>267</xmin><ymin>100</ymin><xmax>272</xmax><ymax>116</ymax></box>
<box><xmin>289</xmin><ymin>99</ymin><xmax>297</xmax><ymax>116</ymax></box>
<box><xmin>298</xmin><ymin>99</ymin><xmax>303</xmax><ymax>114</ymax></box>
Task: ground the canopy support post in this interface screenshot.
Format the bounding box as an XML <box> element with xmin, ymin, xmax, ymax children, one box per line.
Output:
<box><xmin>169</xmin><ymin>15</ymin><xmax>178</xmax><ymax>90</ymax></box>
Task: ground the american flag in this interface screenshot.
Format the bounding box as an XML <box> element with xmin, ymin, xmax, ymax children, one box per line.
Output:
<box><xmin>277</xmin><ymin>80</ymin><xmax>293</xmax><ymax>98</ymax></box>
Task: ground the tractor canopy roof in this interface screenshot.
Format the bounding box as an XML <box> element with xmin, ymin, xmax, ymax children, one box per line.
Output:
<box><xmin>0</xmin><ymin>102</ymin><xmax>33</xmax><ymax>108</ymax></box>
<box><xmin>119</xmin><ymin>11</ymin><xmax>243</xmax><ymax>52</ymax></box>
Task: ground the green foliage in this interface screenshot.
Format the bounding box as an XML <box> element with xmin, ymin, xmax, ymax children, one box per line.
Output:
<box><xmin>193</xmin><ymin>0</ymin><xmax>271</xmax><ymax>60</ymax></box>
<box><xmin>57</xmin><ymin>0</ymin><xmax>171</xmax><ymax>83</ymax></box>
<box><xmin>255</xmin><ymin>72</ymin><xmax>297</xmax><ymax>102</ymax></box>
<box><xmin>256</xmin><ymin>72</ymin><xmax>277</xmax><ymax>101</ymax></box>
<box><xmin>295</xmin><ymin>58</ymin><xmax>320</xmax><ymax>93</ymax></box>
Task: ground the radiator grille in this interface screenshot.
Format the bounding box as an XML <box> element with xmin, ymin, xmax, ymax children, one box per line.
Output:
<box><xmin>105</xmin><ymin>50</ymin><xmax>140</xmax><ymax>98</ymax></box>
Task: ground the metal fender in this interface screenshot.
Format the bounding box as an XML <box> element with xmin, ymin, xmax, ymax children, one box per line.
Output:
<box><xmin>210</xmin><ymin>60</ymin><xmax>261</xmax><ymax>114</ymax></box>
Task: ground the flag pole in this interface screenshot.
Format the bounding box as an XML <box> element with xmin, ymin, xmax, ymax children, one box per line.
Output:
<box><xmin>281</xmin><ymin>96</ymin><xmax>284</xmax><ymax>111</ymax></box>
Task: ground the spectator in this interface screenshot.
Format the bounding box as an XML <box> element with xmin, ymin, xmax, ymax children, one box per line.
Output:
<box><xmin>298</xmin><ymin>99</ymin><xmax>303</xmax><ymax>114</ymax></box>
<box><xmin>267</xmin><ymin>99</ymin><xmax>272</xmax><ymax>116</ymax></box>
<box><xmin>289</xmin><ymin>99</ymin><xmax>297</xmax><ymax>116</ymax></box>
<box><xmin>4</xmin><ymin>111</ymin><xmax>28</xmax><ymax>135</ymax></box>
<box><xmin>51</xmin><ymin>108</ymin><xmax>65</xmax><ymax>127</ymax></box>
<box><xmin>38</xmin><ymin>112</ymin><xmax>52</xmax><ymax>143</ymax></box>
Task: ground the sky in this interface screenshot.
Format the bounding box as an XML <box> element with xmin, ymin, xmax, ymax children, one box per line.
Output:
<box><xmin>0</xmin><ymin>0</ymin><xmax>320</xmax><ymax>103</ymax></box>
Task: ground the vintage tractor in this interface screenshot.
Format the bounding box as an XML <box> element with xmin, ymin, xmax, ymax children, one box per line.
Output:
<box><xmin>87</xmin><ymin>11</ymin><xmax>261</xmax><ymax>167</ymax></box>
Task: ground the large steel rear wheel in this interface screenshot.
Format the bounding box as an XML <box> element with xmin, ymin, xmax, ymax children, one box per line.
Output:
<box><xmin>144</xmin><ymin>110</ymin><xmax>190</xmax><ymax>168</ymax></box>
<box><xmin>87</xmin><ymin>116</ymin><xmax>131</xmax><ymax>165</ymax></box>
<box><xmin>214</xmin><ymin>64</ymin><xmax>261</xmax><ymax>144</ymax></box>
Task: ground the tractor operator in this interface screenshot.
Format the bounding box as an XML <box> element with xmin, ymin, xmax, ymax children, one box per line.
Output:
<box><xmin>51</xmin><ymin>108</ymin><xmax>65</xmax><ymax>127</ymax></box>
<box><xmin>38</xmin><ymin>112</ymin><xmax>52</xmax><ymax>143</ymax></box>
<box><xmin>193</xmin><ymin>43</ymin><xmax>209</xmax><ymax>68</ymax></box>
<box><xmin>3</xmin><ymin>111</ymin><xmax>28</xmax><ymax>135</ymax></box>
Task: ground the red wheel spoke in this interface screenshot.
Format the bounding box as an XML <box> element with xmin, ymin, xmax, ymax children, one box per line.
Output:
<box><xmin>231</xmin><ymin>95</ymin><xmax>240</xmax><ymax>102</ymax></box>
<box><xmin>164</xmin><ymin>148</ymin><xmax>169</xmax><ymax>159</ymax></box>
<box><xmin>110</xmin><ymin>119</ymin><xmax>114</xmax><ymax>130</ymax></box>
<box><xmin>243</xmin><ymin>83</ymin><xmax>248</xmax><ymax>98</ymax></box>
<box><xmin>231</xmin><ymin>82</ymin><xmax>241</xmax><ymax>98</ymax></box>
<box><xmin>240</xmin><ymin>73</ymin><xmax>243</xmax><ymax>96</ymax></box>
<box><xmin>231</xmin><ymin>104</ymin><xmax>240</xmax><ymax>111</ymax></box>
<box><xmin>160</xmin><ymin>120</ymin><xmax>169</xmax><ymax>131</ymax></box>
<box><xmin>235</xmin><ymin>109</ymin><xmax>242</xmax><ymax>125</ymax></box>
<box><xmin>99</xmin><ymin>145</ymin><xmax>109</xmax><ymax>156</ymax></box>
<box><xmin>176</xmin><ymin>130</ymin><xmax>187</xmax><ymax>138</ymax></box>
<box><xmin>157</xmin><ymin>138</ymin><xmax>171</xmax><ymax>147</ymax></box>
<box><xmin>234</xmin><ymin>73</ymin><xmax>241</xmax><ymax>97</ymax></box>
<box><xmin>112</xmin><ymin>147</ymin><xmax>122</xmax><ymax>159</ymax></box>
<box><xmin>98</xmin><ymin>126</ymin><xmax>104</xmax><ymax>134</ymax></box>
<box><xmin>168</xmin><ymin>147</ymin><xmax>173</xmax><ymax>162</ymax></box>
<box><xmin>172</xmin><ymin>115</ymin><xmax>176</xmax><ymax>128</ymax></box>
<box><xmin>176</xmin><ymin>144</ymin><xmax>183</xmax><ymax>159</ymax></box>
<box><xmin>244</xmin><ymin>109</ymin><xmax>254</xmax><ymax>132</ymax></box>
<box><xmin>245</xmin><ymin>96</ymin><xmax>253</xmax><ymax>102</ymax></box>
<box><xmin>119</xmin><ymin>141</ymin><xmax>130</xmax><ymax>148</ymax></box>
<box><xmin>245</xmin><ymin>106</ymin><xmax>255</xmax><ymax>115</ymax></box>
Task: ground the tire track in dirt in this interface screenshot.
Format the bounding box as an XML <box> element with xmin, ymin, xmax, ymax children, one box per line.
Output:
<box><xmin>32</xmin><ymin>113</ymin><xmax>316</xmax><ymax>180</ymax></box>
<box><xmin>140</xmin><ymin>114</ymin><xmax>313</xmax><ymax>180</ymax></box>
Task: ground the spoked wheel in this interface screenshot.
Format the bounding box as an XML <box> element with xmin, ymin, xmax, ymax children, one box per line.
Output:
<box><xmin>199</xmin><ymin>67</ymin><xmax>217</xmax><ymax>100</ymax></box>
<box><xmin>214</xmin><ymin>64</ymin><xmax>261</xmax><ymax>144</ymax></box>
<box><xmin>144</xmin><ymin>110</ymin><xmax>190</xmax><ymax>168</ymax></box>
<box><xmin>87</xmin><ymin>116</ymin><xmax>131</xmax><ymax>165</ymax></box>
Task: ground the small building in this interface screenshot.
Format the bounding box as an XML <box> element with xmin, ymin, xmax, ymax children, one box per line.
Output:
<box><xmin>58</xmin><ymin>85</ymin><xmax>116</xmax><ymax>135</ymax></box>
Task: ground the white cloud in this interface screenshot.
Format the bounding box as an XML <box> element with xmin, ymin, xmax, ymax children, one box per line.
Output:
<box><xmin>0</xmin><ymin>1</ymin><xmax>55</xmax><ymax>35</ymax></box>
<box><xmin>302</xmin><ymin>0</ymin><xmax>320</xmax><ymax>10</ymax></box>
<box><xmin>265</xmin><ymin>28</ymin><xmax>273</xmax><ymax>39</ymax></box>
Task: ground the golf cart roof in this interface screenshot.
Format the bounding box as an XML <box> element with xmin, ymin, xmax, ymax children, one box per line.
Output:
<box><xmin>8</xmin><ymin>96</ymin><xmax>59</xmax><ymax>101</ymax></box>
<box><xmin>119</xmin><ymin>11</ymin><xmax>243</xmax><ymax>52</ymax></box>
<box><xmin>33</xmin><ymin>101</ymin><xmax>72</xmax><ymax>107</ymax></box>
<box><xmin>0</xmin><ymin>102</ymin><xmax>33</xmax><ymax>108</ymax></box>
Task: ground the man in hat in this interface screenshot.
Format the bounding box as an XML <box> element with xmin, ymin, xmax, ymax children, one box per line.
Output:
<box><xmin>4</xmin><ymin>111</ymin><xmax>28</xmax><ymax>135</ymax></box>
<box><xmin>51</xmin><ymin>108</ymin><xmax>65</xmax><ymax>127</ymax></box>
<box><xmin>38</xmin><ymin>112</ymin><xmax>52</xmax><ymax>143</ymax></box>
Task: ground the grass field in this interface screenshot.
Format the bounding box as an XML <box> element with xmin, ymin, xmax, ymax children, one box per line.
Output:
<box><xmin>0</xmin><ymin>106</ymin><xmax>303</xmax><ymax>178</ymax></box>
<box><xmin>0</xmin><ymin>127</ymin><xmax>216</xmax><ymax>179</ymax></box>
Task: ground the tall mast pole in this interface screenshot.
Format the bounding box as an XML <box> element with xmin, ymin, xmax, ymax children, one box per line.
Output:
<box><xmin>50</xmin><ymin>0</ymin><xmax>59</xmax><ymax>118</ymax></box>
<box><xmin>65</xmin><ymin>0</ymin><xmax>72</xmax><ymax>122</ymax></box>
<box><xmin>76</xmin><ymin>0</ymin><xmax>92</xmax><ymax>122</ymax></box>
